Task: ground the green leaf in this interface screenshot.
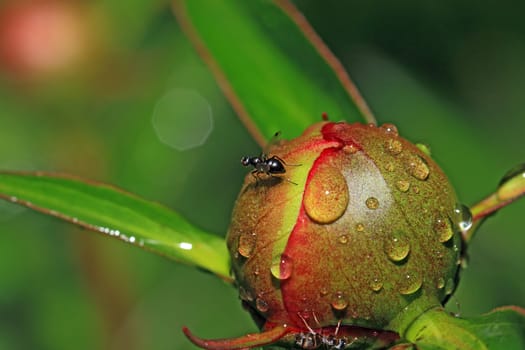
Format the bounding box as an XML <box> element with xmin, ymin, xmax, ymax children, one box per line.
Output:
<box><xmin>0</xmin><ymin>171</ymin><xmax>232</xmax><ymax>282</ymax></box>
<box><xmin>404</xmin><ymin>306</ymin><xmax>525</xmax><ymax>350</ymax></box>
<box><xmin>172</xmin><ymin>0</ymin><xmax>375</xmax><ymax>145</ymax></box>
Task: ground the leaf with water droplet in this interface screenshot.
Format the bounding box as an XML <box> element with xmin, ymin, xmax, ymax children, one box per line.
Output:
<box><xmin>0</xmin><ymin>172</ymin><xmax>232</xmax><ymax>281</ymax></box>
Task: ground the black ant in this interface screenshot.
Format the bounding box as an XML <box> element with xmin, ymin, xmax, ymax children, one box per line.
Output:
<box><xmin>241</xmin><ymin>132</ymin><xmax>298</xmax><ymax>185</ymax></box>
<box><xmin>241</xmin><ymin>154</ymin><xmax>298</xmax><ymax>185</ymax></box>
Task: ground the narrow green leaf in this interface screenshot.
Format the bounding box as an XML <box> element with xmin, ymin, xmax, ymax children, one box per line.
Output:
<box><xmin>0</xmin><ymin>171</ymin><xmax>232</xmax><ymax>282</ymax></box>
<box><xmin>404</xmin><ymin>307</ymin><xmax>525</xmax><ymax>350</ymax></box>
<box><xmin>172</xmin><ymin>0</ymin><xmax>374</xmax><ymax>146</ymax></box>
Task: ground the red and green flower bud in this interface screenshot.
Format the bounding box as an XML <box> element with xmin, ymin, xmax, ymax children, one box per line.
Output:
<box><xmin>186</xmin><ymin>121</ymin><xmax>468</xmax><ymax>349</ymax></box>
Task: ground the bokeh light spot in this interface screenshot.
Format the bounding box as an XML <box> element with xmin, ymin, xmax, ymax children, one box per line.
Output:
<box><xmin>152</xmin><ymin>88</ymin><xmax>213</xmax><ymax>151</ymax></box>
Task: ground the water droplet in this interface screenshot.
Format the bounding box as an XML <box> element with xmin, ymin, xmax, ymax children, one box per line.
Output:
<box><xmin>385</xmin><ymin>162</ymin><xmax>395</xmax><ymax>172</ymax></box>
<box><xmin>365</xmin><ymin>197</ymin><xmax>380</xmax><ymax>210</ymax></box>
<box><xmin>331</xmin><ymin>291</ymin><xmax>348</xmax><ymax>311</ymax></box>
<box><xmin>304</xmin><ymin>165</ymin><xmax>349</xmax><ymax>224</ymax></box>
<box><xmin>338</xmin><ymin>234</ymin><xmax>349</xmax><ymax>244</ymax></box>
<box><xmin>445</xmin><ymin>278</ymin><xmax>455</xmax><ymax>295</ymax></box>
<box><xmin>255</xmin><ymin>297</ymin><xmax>269</xmax><ymax>312</ymax></box>
<box><xmin>399</xmin><ymin>272</ymin><xmax>423</xmax><ymax>295</ymax></box>
<box><xmin>407</xmin><ymin>155</ymin><xmax>430</xmax><ymax>180</ymax></box>
<box><xmin>319</xmin><ymin>288</ymin><xmax>329</xmax><ymax>297</ymax></box>
<box><xmin>370</xmin><ymin>277</ymin><xmax>383</xmax><ymax>292</ymax></box>
<box><xmin>396</xmin><ymin>180</ymin><xmax>410</xmax><ymax>192</ymax></box>
<box><xmin>380</xmin><ymin>123</ymin><xmax>399</xmax><ymax>136</ymax></box>
<box><xmin>238</xmin><ymin>232</ymin><xmax>257</xmax><ymax>258</ymax></box>
<box><xmin>384</xmin><ymin>231</ymin><xmax>411</xmax><ymax>262</ymax></box>
<box><xmin>356</xmin><ymin>223</ymin><xmax>365</xmax><ymax>232</ymax></box>
<box><xmin>454</xmin><ymin>204</ymin><xmax>473</xmax><ymax>231</ymax></box>
<box><xmin>385</xmin><ymin>139</ymin><xmax>403</xmax><ymax>155</ymax></box>
<box><xmin>270</xmin><ymin>254</ymin><xmax>293</xmax><ymax>280</ymax></box>
<box><xmin>437</xmin><ymin>277</ymin><xmax>445</xmax><ymax>289</ymax></box>
<box><xmin>433</xmin><ymin>216</ymin><xmax>454</xmax><ymax>243</ymax></box>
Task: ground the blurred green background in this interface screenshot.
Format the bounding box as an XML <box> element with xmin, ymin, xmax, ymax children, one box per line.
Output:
<box><xmin>0</xmin><ymin>1</ymin><xmax>523</xmax><ymax>349</ymax></box>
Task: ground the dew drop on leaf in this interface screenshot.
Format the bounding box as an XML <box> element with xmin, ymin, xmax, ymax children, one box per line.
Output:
<box><xmin>437</xmin><ymin>277</ymin><xmax>445</xmax><ymax>289</ymax></box>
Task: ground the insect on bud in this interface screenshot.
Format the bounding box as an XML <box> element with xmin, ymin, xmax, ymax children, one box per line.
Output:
<box><xmin>185</xmin><ymin>121</ymin><xmax>465</xmax><ymax>349</ymax></box>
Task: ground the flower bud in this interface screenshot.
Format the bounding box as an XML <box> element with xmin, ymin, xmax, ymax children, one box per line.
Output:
<box><xmin>187</xmin><ymin>121</ymin><xmax>464</xmax><ymax>349</ymax></box>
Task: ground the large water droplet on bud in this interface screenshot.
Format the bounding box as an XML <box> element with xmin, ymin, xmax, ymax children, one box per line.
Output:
<box><xmin>304</xmin><ymin>163</ymin><xmax>349</xmax><ymax>224</ymax></box>
<box><xmin>270</xmin><ymin>254</ymin><xmax>293</xmax><ymax>280</ymax></box>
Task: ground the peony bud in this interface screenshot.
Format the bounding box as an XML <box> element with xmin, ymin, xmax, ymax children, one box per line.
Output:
<box><xmin>185</xmin><ymin>121</ymin><xmax>466</xmax><ymax>349</ymax></box>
